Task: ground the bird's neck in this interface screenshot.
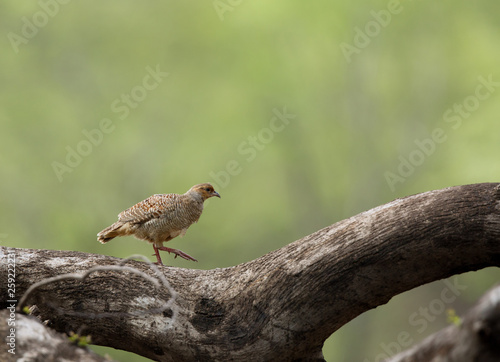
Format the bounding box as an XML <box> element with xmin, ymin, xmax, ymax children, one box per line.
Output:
<box><xmin>184</xmin><ymin>191</ymin><xmax>205</xmax><ymax>204</ymax></box>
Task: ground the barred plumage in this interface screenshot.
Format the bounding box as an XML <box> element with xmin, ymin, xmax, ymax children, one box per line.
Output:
<box><xmin>97</xmin><ymin>183</ymin><xmax>220</xmax><ymax>265</ymax></box>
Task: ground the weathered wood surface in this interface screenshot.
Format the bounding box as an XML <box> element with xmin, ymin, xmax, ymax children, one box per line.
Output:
<box><xmin>387</xmin><ymin>284</ymin><xmax>500</xmax><ymax>362</ymax></box>
<box><xmin>1</xmin><ymin>183</ymin><xmax>500</xmax><ymax>361</ymax></box>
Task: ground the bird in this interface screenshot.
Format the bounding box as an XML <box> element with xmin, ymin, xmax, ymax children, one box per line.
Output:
<box><xmin>97</xmin><ymin>183</ymin><xmax>220</xmax><ymax>265</ymax></box>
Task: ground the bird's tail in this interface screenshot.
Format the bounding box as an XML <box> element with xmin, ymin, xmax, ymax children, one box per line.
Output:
<box><xmin>97</xmin><ymin>221</ymin><xmax>126</xmax><ymax>244</ymax></box>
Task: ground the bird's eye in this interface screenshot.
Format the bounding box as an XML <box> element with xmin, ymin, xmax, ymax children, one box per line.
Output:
<box><xmin>205</xmin><ymin>187</ymin><xmax>211</xmax><ymax>192</ymax></box>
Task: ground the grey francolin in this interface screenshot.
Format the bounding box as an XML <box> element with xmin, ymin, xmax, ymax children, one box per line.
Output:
<box><xmin>97</xmin><ymin>183</ymin><xmax>220</xmax><ymax>265</ymax></box>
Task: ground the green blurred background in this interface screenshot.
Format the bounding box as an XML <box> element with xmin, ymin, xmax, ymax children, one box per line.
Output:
<box><xmin>1</xmin><ymin>1</ymin><xmax>500</xmax><ymax>361</ymax></box>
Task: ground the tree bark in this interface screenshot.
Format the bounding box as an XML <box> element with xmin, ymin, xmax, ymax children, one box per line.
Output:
<box><xmin>387</xmin><ymin>284</ymin><xmax>500</xmax><ymax>362</ymax></box>
<box><xmin>1</xmin><ymin>183</ymin><xmax>500</xmax><ymax>361</ymax></box>
<box><xmin>0</xmin><ymin>309</ymin><xmax>110</xmax><ymax>362</ymax></box>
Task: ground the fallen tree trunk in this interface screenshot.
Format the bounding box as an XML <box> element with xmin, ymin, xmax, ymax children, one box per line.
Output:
<box><xmin>0</xmin><ymin>309</ymin><xmax>109</xmax><ymax>362</ymax></box>
<box><xmin>387</xmin><ymin>284</ymin><xmax>500</xmax><ymax>362</ymax></box>
<box><xmin>1</xmin><ymin>183</ymin><xmax>500</xmax><ymax>361</ymax></box>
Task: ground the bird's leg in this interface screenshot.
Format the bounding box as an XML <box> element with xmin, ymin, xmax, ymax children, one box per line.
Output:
<box><xmin>158</xmin><ymin>246</ymin><xmax>198</xmax><ymax>262</ymax></box>
<box><xmin>152</xmin><ymin>245</ymin><xmax>164</xmax><ymax>265</ymax></box>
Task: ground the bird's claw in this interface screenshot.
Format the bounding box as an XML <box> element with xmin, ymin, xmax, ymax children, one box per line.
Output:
<box><xmin>158</xmin><ymin>246</ymin><xmax>198</xmax><ymax>262</ymax></box>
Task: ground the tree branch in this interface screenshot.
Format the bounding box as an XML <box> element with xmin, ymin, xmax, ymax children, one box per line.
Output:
<box><xmin>0</xmin><ymin>309</ymin><xmax>110</xmax><ymax>362</ymax></box>
<box><xmin>1</xmin><ymin>183</ymin><xmax>500</xmax><ymax>361</ymax></box>
<box><xmin>387</xmin><ymin>284</ymin><xmax>500</xmax><ymax>362</ymax></box>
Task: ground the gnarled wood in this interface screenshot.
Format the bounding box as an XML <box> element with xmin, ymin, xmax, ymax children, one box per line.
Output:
<box><xmin>1</xmin><ymin>183</ymin><xmax>500</xmax><ymax>361</ymax></box>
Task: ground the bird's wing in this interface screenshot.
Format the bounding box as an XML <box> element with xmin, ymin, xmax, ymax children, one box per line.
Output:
<box><xmin>117</xmin><ymin>194</ymin><xmax>179</xmax><ymax>224</ymax></box>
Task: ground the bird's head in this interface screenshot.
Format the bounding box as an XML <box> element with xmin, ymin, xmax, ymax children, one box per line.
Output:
<box><xmin>188</xmin><ymin>183</ymin><xmax>221</xmax><ymax>201</ymax></box>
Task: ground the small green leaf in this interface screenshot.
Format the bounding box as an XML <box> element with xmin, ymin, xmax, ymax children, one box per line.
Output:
<box><xmin>22</xmin><ymin>306</ymin><xmax>31</xmax><ymax>315</ymax></box>
<box><xmin>446</xmin><ymin>309</ymin><xmax>462</xmax><ymax>326</ymax></box>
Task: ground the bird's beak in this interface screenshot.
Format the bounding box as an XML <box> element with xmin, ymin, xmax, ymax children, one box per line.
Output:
<box><xmin>213</xmin><ymin>191</ymin><xmax>221</xmax><ymax>198</ymax></box>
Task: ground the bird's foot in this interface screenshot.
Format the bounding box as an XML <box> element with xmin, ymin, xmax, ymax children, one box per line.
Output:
<box><xmin>158</xmin><ymin>246</ymin><xmax>198</xmax><ymax>262</ymax></box>
<box><xmin>152</xmin><ymin>259</ymin><xmax>164</xmax><ymax>266</ymax></box>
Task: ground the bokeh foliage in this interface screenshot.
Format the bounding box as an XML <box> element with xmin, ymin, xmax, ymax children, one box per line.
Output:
<box><xmin>1</xmin><ymin>1</ymin><xmax>500</xmax><ymax>361</ymax></box>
